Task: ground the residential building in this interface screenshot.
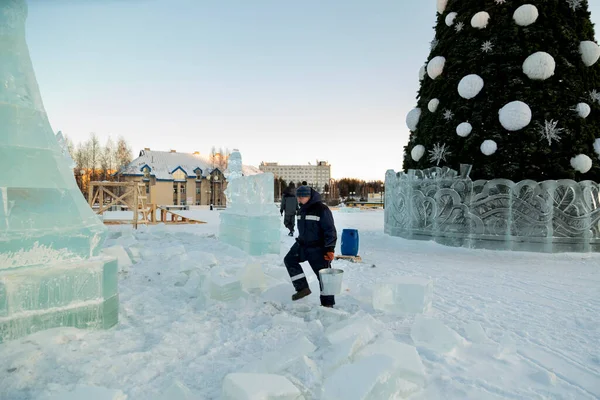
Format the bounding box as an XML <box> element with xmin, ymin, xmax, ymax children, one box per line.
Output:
<box><xmin>115</xmin><ymin>149</ymin><xmax>260</xmax><ymax>207</ymax></box>
<box><xmin>259</xmin><ymin>161</ymin><xmax>331</xmax><ymax>192</ymax></box>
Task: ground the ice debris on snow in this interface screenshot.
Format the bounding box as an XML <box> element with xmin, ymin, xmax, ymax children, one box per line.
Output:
<box><xmin>209</xmin><ymin>266</ymin><xmax>243</xmax><ymax>301</ymax></box>
<box><xmin>101</xmin><ymin>245</ymin><xmax>133</xmax><ymax>272</ymax></box>
<box><xmin>321</xmin><ymin>354</ymin><xmax>421</xmax><ymax>400</ymax></box>
<box><xmin>151</xmin><ymin>380</ymin><xmax>200</xmax><ymax>400</ymax></box>
<box><xmin>372</xmin><ymin>276</ymin><xmax>433</xmax><ymax>314</ymax></box>
<box><xmin>355</xmin><ymin>338</ymin><xmax>426</xmax><ymax>387</ymax></box>
<box><xmin>239</xmin><ymin>262</ymin><xmax>267</xmax><ymax>293</ymax></box>
<box><xmin>36</xmin><ymin>385</ymin><xmax>127</xmax><ymax>400</ymax></box>
<box><xmin>222</xmin><ymin>373</ymin><xmax>305</xmax><ymax>400</ymax></box>
<box><xmin>411</xmin><ymin>315</ymin><xmax>465</xmax><ymax>354</ymax></box>
<box><xmin>462</xmin><ymin>321</ymin><xmax>489</xmax><ymax>343</ymax></box>
<box><xmin>325</xmin><ymin>313</ymin><xmax>384</xmax><ymax>345</ymax></box>
<box><xmin>241</xmin><ymin>336</ymin><xmax>316</xmax><ymax>374</ymax></box>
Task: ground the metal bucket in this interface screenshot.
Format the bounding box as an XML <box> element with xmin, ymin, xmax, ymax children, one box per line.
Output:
<box><xmin>319</xmin><ymin>268</ymin><xmax>344</xmax><ymax>296</ymax></box>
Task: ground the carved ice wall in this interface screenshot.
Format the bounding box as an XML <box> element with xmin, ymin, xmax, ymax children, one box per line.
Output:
<box><xmin>384</xmin><ymin>165</ymin><xmax>600</xmax><ymax>252</ymax></box>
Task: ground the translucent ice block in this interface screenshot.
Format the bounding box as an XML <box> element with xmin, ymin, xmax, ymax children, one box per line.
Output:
<box><xmin>321</xmin><ymin>354</ymin><xmax>421</xmax><ymax>400</ymax></box>
<box><xmin>209</xmin><ymin>267</ymin><xmax>243</xmax><ymax>301</ymax></box>
<box><xmin>372</xmin><ymin>276</ymin><xmax>433</xmax><ymax>314</ymax></box>
<box><xmin>0</xmin><ymin>257</ymin><xmax>118</xmax><ymax>343</ymax></box>
<box><xmin>0</xmin><ymin>0</ymin><xmax>106</xmax><ymax>267</ymax></box>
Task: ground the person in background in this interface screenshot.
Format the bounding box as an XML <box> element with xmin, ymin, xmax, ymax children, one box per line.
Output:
<box><xmin>301</xmin><ymin>181</ymin><xmax>308</xmax><ymax>186</ymax></box>
<box><xmin>280</xmin><ymin>182</ymin><xmax>299</xmax><ymax>236</ymax></box>
<box><xmin>284</xmin><ymin>185</ymin><xmax>337</xmax><ymax>308</ymax></box>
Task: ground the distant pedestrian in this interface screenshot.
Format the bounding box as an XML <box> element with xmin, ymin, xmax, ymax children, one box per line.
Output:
<box><xmin>280</xmin><ymin>182</ymin><xmax>299</xmax><ymax>236</ymax></box>
<box><xmin>302</xmin><ymin>181</ymin><xmax>308</xmax><ymax>186</ymax></box>
<box><xmin>284</xmin><ymin>185</ymin><xmax>337</xmax><ymax>308</ymax></box>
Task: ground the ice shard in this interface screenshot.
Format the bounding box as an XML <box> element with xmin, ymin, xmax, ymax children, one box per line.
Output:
<box><xmin>0</xmin><ymin>0</ymin><xmax>118</xmax><ymax>342</ymax></box>
<box><xmin>219</xmin><ymin>150</ymin><xmax>280</xmax><ymax>255</ymax></box>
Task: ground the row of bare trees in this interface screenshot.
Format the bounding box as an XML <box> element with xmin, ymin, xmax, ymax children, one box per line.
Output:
<box><xmin>62</xmin><ymin>133</ymin><xmax>133</xmax><ymax>195</ymax></box>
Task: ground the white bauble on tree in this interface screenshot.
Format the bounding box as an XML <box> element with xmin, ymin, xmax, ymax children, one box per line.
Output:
<box><xmin>406</xmin><ymin>108</ymin><xmax>422</xmax><ymax>131</ymax></box>
<box><xmin>456</xmin><ymin>122</ymin><xmax>472</xmax><ymax>137</ymax></box>
<box><xmin>575</xmin><ymin>103</ymin><xmax>591</xmax><ymax>118</ymax></box>
<box><xmin>428</xmin><ymin>98</ymin><xmax>440</xmax><ymax>112</ymax></box>
<box><xmin>579</xmin><ymin>41</ymin><xmax>600</xmax><ymax>67</ymax></box>
<box><xmin>513</xmin><ymin>5</ymin><xmax>538</xmax><ymax>26</ymax></box>
<box><xmin>522</xmin><ymin>52</ymin><xmax>556</xmax><ymax>80</ymax></box>
<box><xmin>458</xmin><ymin>74</ymin><xmax>484</xmax><ymax>99</ymax></box>
<box><xmin>427</xmin><ymin>56</ymin><xmax>446</xmax><ymax>79</ymax></box>
<box><xmin>445</xmin><ymin>12</ymin><xmax>457</xmax><ymax>26</ymax></box>
<box><xmin>571</xmin><ymin>154</ymin><xmax>592</xmax><ymax>173</ymax></box>
<box><xmin>594</xmin><ymin>139</ymin><xmax>600</xmax><ymax>156</ymax></box>
<box><xmin>419</xmin><ymin>65</ymin><xmax>427</xmax><ymax>81</ymax></box>
<box><xmin>437</xmin><ymin>0</ymin><xmax>448</xmax><ymax>14</ymax></box>
<box><xmin>411</xmin><ymin>145</ymin><xmax>426</xmax><ymax>162</ymax></box>
<box><xmin>471</xmin><ymin>12</ymin><xmax>490</xmax><ymax>29</ymax></box>
<box><xmin>481</xmin><ymin>140</ymin><xmax>497</xmax><ymax>156</ymax></box>
<box><xmin>499</xmin><ymin>101</ymin><xmax>532</xmax><ymax>131</ymax></box>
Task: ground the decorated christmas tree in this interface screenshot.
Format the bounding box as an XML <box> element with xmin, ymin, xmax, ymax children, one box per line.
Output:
<box><xmin>403</xmin><ymin>0</ymin><xmax>600</xmax><ymax>182</ymax></box>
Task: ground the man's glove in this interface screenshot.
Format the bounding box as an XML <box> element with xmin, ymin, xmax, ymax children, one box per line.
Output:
<box><xmin>280</xmin><ymin>211</ymin><xmax>283</xmax><ymax>216</ymax></box>
<box><xmin>324</xmin><ymin>252</ymin><xmax>335</xmax><ymax>261</ymax></box>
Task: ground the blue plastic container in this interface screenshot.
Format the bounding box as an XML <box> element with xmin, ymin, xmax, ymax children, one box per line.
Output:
<box><xmin>341</xmin><ymin>229</ymin><xmax>359</xmax><ymax>256</ymax></box>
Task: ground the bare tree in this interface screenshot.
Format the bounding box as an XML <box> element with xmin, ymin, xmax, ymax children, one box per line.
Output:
<box><xmin>115</xmin><ymin>136</ymin><xmax>132</xmax><ymax>169</ymax></box>
<box><xmin>100</xmin><ymin>137</ymin><xmax>116</xmax><ymax>180</ymax></box>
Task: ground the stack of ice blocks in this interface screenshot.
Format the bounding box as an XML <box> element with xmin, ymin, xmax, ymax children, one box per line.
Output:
<box><xmin>219</xmin><ymin>152</ymin><xmax>280</xmax><ymax>255</ymax></box>
<box><xmin>0</xmin><ymin>0</ymin><xmax>118</xmax><ymax>342</ymax></box>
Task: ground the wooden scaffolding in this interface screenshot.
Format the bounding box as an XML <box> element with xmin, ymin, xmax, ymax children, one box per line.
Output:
<box><xmin>88</xmin><ymin>181</ymin><xmax>206</xmax><ymax>228</ymax></box>
<box><xmin>88</xmin><ymin>181</ymin><xmax>152</xmax><ymax>228</ymax></box>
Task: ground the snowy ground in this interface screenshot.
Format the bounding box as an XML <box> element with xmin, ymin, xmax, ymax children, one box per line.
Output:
<box><xmin>1</xmin><ymin>209</ymin><xmax>599</xmax><ymax>399</ymax></box>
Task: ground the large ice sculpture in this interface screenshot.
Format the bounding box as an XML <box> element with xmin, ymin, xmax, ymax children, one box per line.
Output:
<box><xmin>0</xmin><ymin>0</ymin><xmax>117</xmax><ymax>342</ymax></box>
<box><xmin>219</xmin><ymin>150</ymin><xmax>280</xmax><ymax>255</ymax></box>
<box><xmin>385</xmin><ymin>165</ymin><xmax>600</xmax><ymax>252</ymax></box>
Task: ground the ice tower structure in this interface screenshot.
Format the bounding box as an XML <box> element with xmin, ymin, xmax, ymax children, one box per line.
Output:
<box><xmin>0</xmin><ymin>0</ymin><xmax>118</xmax><ymax>342</ymax></box>
<box><xmin>219</xmin><ymin>150</ymin><xmax>280</xmax><ymax>255</ymax></box>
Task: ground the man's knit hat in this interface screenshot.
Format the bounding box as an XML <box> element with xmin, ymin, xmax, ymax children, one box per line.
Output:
<box><xmin>296</xmin><ymin>185</ymin><xmax>311</xmax><ymax>197</ymax></box>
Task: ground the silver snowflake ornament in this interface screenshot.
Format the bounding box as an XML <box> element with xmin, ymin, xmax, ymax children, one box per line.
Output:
<box><xmin>430</xmin><ymin>38</ymin><xmax>439</xmax><ymax>51</ymax></box>
<box><xmin>538</xmin><ymin>120</ymin><xmax>565</xmax><ymax>146</ymax></box>
<box><xmin>495</xmin><ymin>0</ymin><xmax>507</xmax><ymax>4</ymax></box>
<box><xmin>481</xmin><ymin>41</ymin><xmax>494</xmax><ymax>53</ymax></box>
<box><xmin>428</xmin><ymin>143</ymin><xmax>452</xmax><ymax>166</ymax></box>
<box><xmin>566</xmin><ymin>0</ymin><xmax>583</xmax><ymax>11</ymax></box>
<box><xmin>455</xmin><ymin>22</ymin><xmax>465</xmax><ymax>32</ymax></box>
<box><xmin>443</xmin><ymin>109</ymin><xmax>454</xmax><ymax>121</ymax></box>
<box><xmin>590</xmin><ymin>89</ymin><xmax>600</xmax><ymax>105</ymax></box>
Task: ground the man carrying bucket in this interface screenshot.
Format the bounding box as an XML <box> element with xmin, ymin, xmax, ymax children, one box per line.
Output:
<box><xmin>284</xmin><ymin>185</ymin><xmax>337</xmax><ymax>308</ymax></box>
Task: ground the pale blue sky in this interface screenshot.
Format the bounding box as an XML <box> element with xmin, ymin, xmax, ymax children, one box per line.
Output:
<box><xmin>26</xmin><ymin>1</ymin><xmax>600</xmax><ymax>180</ymax></box>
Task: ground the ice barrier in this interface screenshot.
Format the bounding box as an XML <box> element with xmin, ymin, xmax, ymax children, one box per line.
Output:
<box><xmin>219</xmin><ymin>150</ymin><xmax>280</xmax><ymax>255</ymax></box>
<box><xmin>0</xmin><ymin>0</ymin><xmax>117</xmax><ymax>342</ymax></box>
<box><xmin>384</xmin><ymin>165</ymin><xmax>600</xmax><ymax>252</ymax></box>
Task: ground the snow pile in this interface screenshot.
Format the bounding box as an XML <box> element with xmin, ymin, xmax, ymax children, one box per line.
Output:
<box><xmin>480</xmin><ymin>139</ymin><xmax>498</xmax><ymax>156</ymax></box>
<box><xmin>427</xmin><ymin>56</ymin><xmax>446</xmax><ymax>79</ymax></box>
<box><xmin>471</xmin><ymin>11</ymin><xmax>490</xmax><ymax>29</ymax></box>
<box><xmin>458</xmin><ymin>74</ymin><xmax>484</xmax><ymax>99</ymax></box>
<box><xmin>523</xmin><ymin>52</ymin><xmax>556</xmax><ymax>80</ymax></box>
<box><xmin>580</xmin><ymin>41</ymin><xmax>600</xmax><ymax>67</ymax></box>
<box><xmin>456</xmin><ymin>122</ymin><xmax>473</xmax><ymax>137</ymax></box>
<box><xmin>428</xmin><ymin>98</ymin><xmax>440</xmax><ymax>112</ymax></box>
<box><xmin>513</xmin><ymin>4</ymin><xmax>538</xmax><ymax>26</ymax></box>
<box><xmin>406</xmin><ymin>108</ymin><xmax>422</xmax><ymax>131</ymax></box>
<box><xmin>411</xmin><ymin>145</ymin><xmax>426</xmax><ymax>162</ymax></box>
<box><xmin>570</xmin><ymin>154</ymin><xmax>592</xmax><ymax>173</ymax></box>
<box><xmin>499</xmin><ymin>101</ymin><xmax>532</xmax><ymax>131</ymax></box>
<box><xmin>445</xmin><ymin>12</ymin><xmax>457</xmax><ymax>26</ymax></box>
<box><xmin>2</xmin><ymin>209</ymin><xmax>600</xmax><ymax>399</ymax></box>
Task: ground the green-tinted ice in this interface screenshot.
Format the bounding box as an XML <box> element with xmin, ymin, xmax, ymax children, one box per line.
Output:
<box><xmin>0</xmin><ymin>0</ymin><xmax>118</xmax><ymax>342</ymax></box>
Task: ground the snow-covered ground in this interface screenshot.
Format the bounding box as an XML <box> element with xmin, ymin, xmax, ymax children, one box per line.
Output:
<box><xmin>1</xmin><ymin>209</ymin><xmax>599</xmax><ymax>399</ymax></box>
